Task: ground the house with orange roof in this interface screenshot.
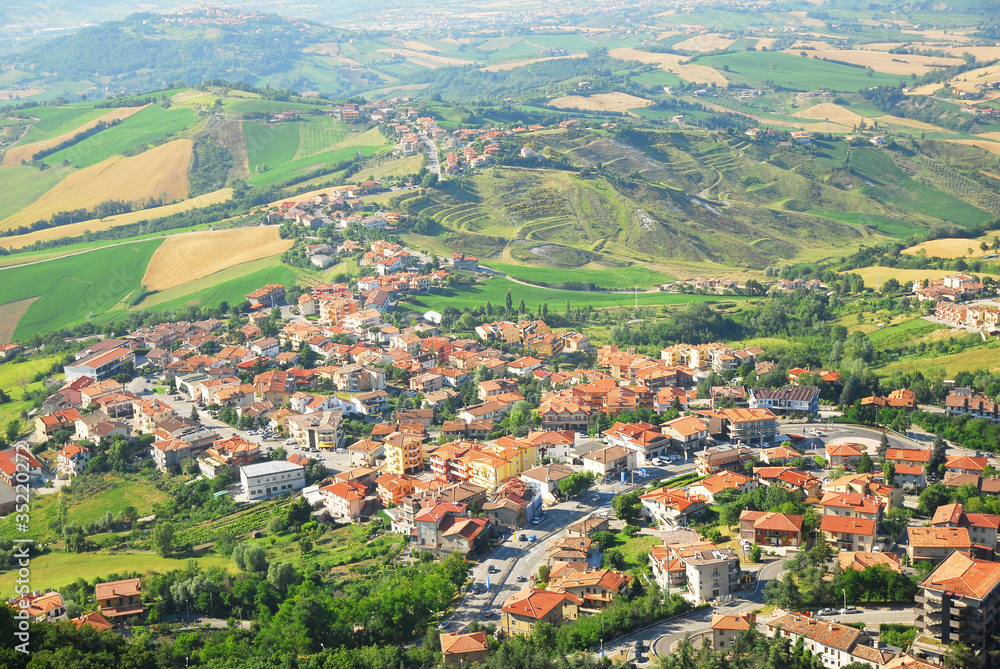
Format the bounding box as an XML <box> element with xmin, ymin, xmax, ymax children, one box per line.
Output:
<box><xmin>73</xmin><ymin>611</ymin><xmax>114</xmax><ymax>631</ymax></box>
<box><xmin>539</xmin><ymin>398</ymin><xmax>589</xmax><ymax>431</ymax></box>
<box><xmin>766</xmin><ymin>609</ymin><xmax>894</xmax><ymax>669</ymax></box>
<box><xmin>695</xmin><ymin>443</ymin><xmax>753</xmax><ymax>477</ymax></box>
<box><xmin>321</xmin><ymin>480</ymin><xmax>368</xmax><ymax>521</ymax></box>
<box><xmin>838</xmin><ymin>551</ymin><xmax>902</xmax><ymax>574</ymax></box>
<box><xmin>760</xmin><ymin>444</ymin><xmax>801</xmax><ymax>465</ymax></box>
<box><xmin>501</xmin><ymin>587</ymin><xmax>581</xmax><ymax>636</ymax></box>
<box><xmin>820</xmin><ymin>515</ymin><xmax>877</xmax><ymax>552</ymax></box>
<box><xmin>929</xmin><ymin>502</ymin><xmax>1000</xmax><ymax>549</ymax></box>
<box><xmin>376</xmin><ymin>473</ymin><xmax>417</xmax><ymax>507</ymax></box>
<box><xmin>913</xmin><ymin>551</ymin><xmax>1000</xmax><ymax>660</ymax></box>
<box><xmin>696</xmin><ymin>407</ymin><xmax>779</xmax><ymax>445</ymax></box>
<box><xmin>824</xmin><ymin>442</ymin><xmax>865</xmax><ymax>468</ymax></box>
<box><xmin>819</xmin><ymin>492</ymin><xmax>885</xmax><ymax>523</ymax></box>
<box><xmin>755</xmin><ymin>467</ymin><xmax>821</xmax><ymax>498</ymax></box>
<box><xmin>546</xmin><ymin>568</ymin><xmax>632</xmax><ymax>611</ymax></box>
<box><xmin>945</xmin><ymin>454</ymin><xmax>988</xmax><ymax>476</ymax></box>
<box><xmin>198</xmin><ymin>435</ymin><xmax>260</xmax><ymax>478</ymax></box>
<box><xmin>440</xmin><ymin>631</ymin><xmax>489</xmax><ymax>666</ymax></box>
<box><xmin>907</xmin><ymin>526</ymin><xmax>973</xmax><ymax>563</ymax></box>
<box><xmin>885</xmin><ymin>447</ymin><xmax>932</xmax><ymax>468</ymax></box>
<box><xmin>413</xmin><ymin>501</ymin><xmax>489</xmax><ymax>557</ymax></box>
<box><xmin>712</xmin><ymin>612</ymin><xmax>756</xmax><ymax>650</ymax></box>
<box><xmin>34</xmin><ymin>408</ymin><xmax>82</xmax><ymax>438</ymax></box>
<box><xmin>640</xmin><ymin>487</ymin><xmax>708</xmax><ymax>527</ymax></box>
<box><xmin>690</xmin><ymin>470</ymin><xmax>757</xmax><ymax>502</ymax></box>
<box><xmin>661</xmin><ymin>415</ymin><xmax>710</xmax><ymax>453</ymax></box>
<box><xmin>739</xmin><ymin>510</ymin><xmax>804</xmax><ymax>547</ymax></box>
<box><xmin>11</xmin><ymin>591</ymin><xmax>67</xmax><ymax>622</ymax></box>
<box><xmin>893</xmin><ymin>463</ymin><xmax>927</xmax><ymax>489</ymax></box>
<box><xmin>57</xmin><ymin>443</ymin><xmax>91</xmax><ymax>476</ymax></box>
<box><xmin>95</xmin><ymin>577</ymin><xmax>144</xmax><ymax>622</ymax></box>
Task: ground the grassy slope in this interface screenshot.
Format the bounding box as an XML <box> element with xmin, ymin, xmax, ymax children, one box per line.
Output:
<box><xmin>16</xmin><ymin>106</ymin><xmax>108</xmax><ymax>144</ymax></box>
<box><xmin>43</xmin><ymin>105</ymin><xmax>198</xmax><ymax>168</ymax></box>
<box><xmin>0</xmin><ymin>356</ymin><xmax>61</xmax><ymax>429</ymax></box>
<box><xmin>397</xmin><ymin>276</ymin><xmax>747</xmax><ymax>312</ymax></box>
<box><xmin>244</xmin><ymin>120</ymin><xmax>300</xmax><ymax>173</ymax></box>
<box><xmin>0</xmin><ymin>239</ymin><xmax>162</xmax><ymax>339</ymax></box>
<box><xmin>482</xmin><ymin>260</ymin><xmax>675</xmax><ymax>289</ymax></box>
<box><xmin>0</xmin><ymin>164</ymin><xmax>75</xmax><ymax>223</ymax></box>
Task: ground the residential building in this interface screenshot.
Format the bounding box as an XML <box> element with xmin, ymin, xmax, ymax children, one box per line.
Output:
<box><xmin>320</xmin><ymin>480</ymin><xmax>367</xmax><ymax>521</ymax></box>
<box><xmin>640</xmin><ymin>487</ymin><xmax>708</xmax><ymax>527</ymax></box>
<box><xmin>95</xmin><ymin>578</ymin><xmax>144</xmax><ymax>622</ymax></box>
<box><xmin>838</xmin><ymin>551</ymin><xmax>902</xmax><ymax>574</ymax></box>
<box><xmin>913</xmin><ymin>551</ymin><xmax>1000</xmax><ymax>660</ymax></box>
<box><xmin>440</xmin><ymin>631</ymin><xmax>489</xmax><ymax>667</ymax></box>
<box><xmin>819</xmin><ymin>516</ymin><xmax>877</xmax><ymax>552</ymax></box>
<box><xmin>683</xmin><ymin>546</ymin><xmax>741</xmax><ymax>604</ymax></box>
<box><xmin>825</xmin><ymin>443</ymin><xmax>864</xmax><ymax>468</ymax></box>
<box><xmin>56</xmin><ymin>443</ymin><xmax>91</xmax><ymax>476</ymax></box>
<box><xmin>945</xmin><ymin>454</ymin><xmax>988</xmax><ymax>476</ymax></box>
<box><xmin>240</xmin><ymin>461</ymin><xmax>306</xmax><ymax>501</ymax></box>
<box><xmin>689</xmin><ymin>471</ymin><xmax>757</xmax><ymax>503</ymax></box>
<box><xmin>34</xmin><ymin>408</ymin><xmax>82</xmax><ymax>438</ymax></box>
<box><xmin>906</xmin><ymin>526</ymin><xmax>973</xmax><ymax>564</ymax></box>
<box><xmin>12</xmin><ymin>591</ymin><xmax>68</xmax><ymax>623</ymax></box>
<box><xmin>286</xmin><ymin>411</ymin><xmax>345</xmax><ymax>450</ymax></box>
<box><xmin>712</xmin><ymin>612</ymin><xmax>756</xmax><ymax>650</ymax></box>
<box><xmin>413</xmin><ymin>502</ymin><xmax>489</xmax><ymax>557</ymax></box>
<box><xmin>930</xmin><ymin>502</ymin><xmax>1000</xmax><ymax>548</ymax></box>
<box><xmin>739</xmin><ymin>511</ymin><xmax>804</xmax><ymax>547</ymax></box>
<box><xmin>697</xmin><ymin>407</ymin><xmax>779</xmax><ymax>445</ymax></box>
<box><xmin>695</xmin><ymin>444</ymin><xmax>753</xmax><ymax>477</ymax></box>
<box><xmin>546</xmin><ymin>568</ymin><xmax>631</xmax><ymax>611</ymax></box>
<box><xmin>766</xmin><ymin>610</ymin><xmax>891</xmax><ymax>669</ymax></box>
<box><xmin>748</xmin><ymin>385</ymin><xmax>819</xmax><ymax>415</ymax></box>
<box><xmin>500</xmin><ymin>588</ymin><xmax>581</xmax><ymax>637</ymax></box>
<box><xmin>582</xmin><ymin>445</ymin><xmax>634</xmax><ymax>477</ymax></box>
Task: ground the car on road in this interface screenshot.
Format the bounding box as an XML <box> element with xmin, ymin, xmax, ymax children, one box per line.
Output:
<box><xmin>818</xmin><ymin>608</ymin><xmax>836</xmax><ymax>616</ymax></box>
<box><xmin>841</xmin><ymin>607</ymin><xmax>860</xmax><ymax>615</ymax></box>
<box><xmin>285</xmin><ymin>438</ymin><xmax>297</xmax><ymax>445</ymax></box>
<box><xmin>436</xmin><ymin>621</ymin><xmax>450</xmax><ymax>630</ymax></box>
<box><xmin>531</xmin><ymin>517</ymin><xmax>541</xmax><ymax>525</ymax></box>
<box><xmin>529</xmin><ymin>535</ymin><xmax>536</xmax><ymax>542</ymax></box>
<box><xmin>518</xmin><ymin>534</ymin><xmax>527</xmax><ymax>542</ymax></box>
<box><xmin>516</xmin><ymin>575</ymin><xmax>527</xmax><ymax>582</ymax></box>
<box><xmin>487</xmin><ymin>565</ymin><xmax>498</xmax><ymax>573</ymax></box>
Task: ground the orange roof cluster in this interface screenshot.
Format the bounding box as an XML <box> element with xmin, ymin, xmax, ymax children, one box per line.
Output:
<box><xmin>440</xmin><ymin>631</ymin><xmax>488</xmax><ymax>655</ymax></box>
<box><xmin>501</xmin><ymin>588</ymin><xmax>580</xmax><ymax>619</ymax></box>
<box><xmin>908</xmin><ymin>526</ymin><xmax>972</xmax><ymax>549</ymax></box>
<box><xmin>920</xmin><ymin>550</ymin><xmax>1000</xmax><ymax>600</ymax></box>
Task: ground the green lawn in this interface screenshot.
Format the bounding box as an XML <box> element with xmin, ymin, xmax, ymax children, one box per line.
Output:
<box><xmin>43</xmin><ymin>105</ymin><xmax>198</xmax><ymax>168</ymax></box>
<box><xmin>482</xmin><ymin>261</ymin><xmax>674</xmax><ymax>289</ymax></box>
<box><xmin>697</xmin><ymin>51</ymin><xmax>904</xmax><ymax>91</ymax></box>
<box><xmin>0</xmin><ymin>355</ymin><xmax>61</xmax><ymax>432</ymax></box>
<box><xmin>0</xmin><ymin>551</ymin><xmax>232</xmax><ymax>596</ymax></box>
<box><xmin>0</xmin><ymin>239</ymin><xmax>162</xmax><ymax>339</ymax></box>
<box><xmin>867</xmin><ymin>317</ymin><xmax>944</xmax><ymax>348</ymax></box>
<box><xmin>0</xmin><ymin>164</ymin><xmax>74</xmax><ymax>223</ymax></box>
<box><xmin>244</xmin><ymin>120</ymin><xmax>301</xmax><ymax>174</ymax></box>
<box><xmin>398</xmin><ymin>276</ymin><xmax>746</xmax><ymax>313</ymax></box>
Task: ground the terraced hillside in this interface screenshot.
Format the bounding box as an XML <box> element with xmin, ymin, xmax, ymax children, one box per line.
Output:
<box><xmin>394</xmin><ymin>128</ymin><xmax>1000</xmax><ymax>274</ymax></box>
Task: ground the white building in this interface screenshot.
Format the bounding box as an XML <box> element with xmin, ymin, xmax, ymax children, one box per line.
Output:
<box><xmin>239</xmin><ymin>461</ymin><xmax>306</xmax><ymax>501</ymax></box>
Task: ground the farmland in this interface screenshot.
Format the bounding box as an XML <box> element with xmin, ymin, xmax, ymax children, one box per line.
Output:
<box><xmin>0</xmin><ymin>163</ymin><xmax>74</xmax><ymax>223</ymax></box>
<box><xmin>244</xmin><ymin>120</ymin><xmax>300</xmax><ymax>174</ymax></box>
<box><xmin>397</xmin><ymin>276</ymin><xmax>746</xmax><ymax>312</ymax></box>
<box><xmin>483</xmin><ymin>260</ymin><xmax>675</xmax><ymax>289</ymax></box>
<box><xmin>142</xmin><ymin>226</ymin><xmax>293</xmax><ymax>291</ymax></box>
<box><xmin>0</xmin><ymin>239</ymin><xmax>161</xmax><ymax>339</ymax></box>
<box><xmin>843</xmin><ymin>267</ymin><xmax>1000</xmax><ymax>288</ymax></box>
<box><xmin>0</xmin><ymin>139</ymin><xmax>194</xmax><ymax>231</ymax></box>
<box><xmin>548</xmin><ymin>93</ymin><xmax>652</xmax><ymax>113</ymax></box>
<box><xmin>1</xmin><ymin>104</ymin><xmax>150</xmax><ymax>167</ymax></box>
<box><xmin>903</xmin><ymin>233</ymin><xmax>1000</xmax><ymax>258</ymax></box>
<box><xmin>697</xmin><ymin>51</ymin><xmax>904</xmax><ymax>91</ymax></box>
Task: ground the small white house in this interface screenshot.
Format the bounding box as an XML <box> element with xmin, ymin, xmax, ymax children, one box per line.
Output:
<box><xmin>240</xmin><ymin>461</ymin><xmax>306</xmax><ymax>501</ymax></box>
<box><xmin>57</xmin><ymin>443</ymin><xmax>91</xmax><ymax>476</ymax></box>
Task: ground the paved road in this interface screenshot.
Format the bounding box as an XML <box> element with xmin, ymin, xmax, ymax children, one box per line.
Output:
<box><xmin>421</xmin><ymin>134</ymin><xmax>441</xmax><ymax>179</ymax></box>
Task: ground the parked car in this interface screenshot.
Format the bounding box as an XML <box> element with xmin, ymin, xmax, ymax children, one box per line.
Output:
<box><xmin>285</xmin><ymin>438</ymin><xmax>297</xmax><ymax>446</ymax></box>
<box><xmin>516</xmin><ymin>575</ymin><xmax>527</xmax><ymax>582</ymax></box>
<box><xmin>437</xmin><ymin>621</ymin><xmax>450</xmax><ymax>630</ymax></box>
<box><xmin>531</xmin><ymin>517</ymin><xmax>541</xmax><ymax>525</ymax></box>
<box><xmin>518</xmin><ymin>534</ymin><xmax>527</xmax><ymax>542</ymax></box>
<box><xmin>818</xmin><ymin>608</ymin><xmax>836</xmax><ymax>616</ymax></box>
<box><xmin>841</xmin><ymin>607</ymin><xmax>860</xmax><ymax>615</ymax></box>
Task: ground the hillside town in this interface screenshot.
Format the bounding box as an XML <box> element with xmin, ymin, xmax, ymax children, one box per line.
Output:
<box><xmin>5</xmin><ymin>252</ymin><xmax>1000</xmax><ymax>668</ymax></box>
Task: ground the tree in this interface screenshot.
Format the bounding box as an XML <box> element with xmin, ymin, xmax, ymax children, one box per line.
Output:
<box><xmin>299</xmin><ymin>537</ymin><xmax>313</xmax><ymax>554</ymax></box>
<box><xmin>603</xmin><ymin>548</ymin><xmax>625</xmax><ymax>570</ymax></box>
<box><xmin>881</xmin><ymin>278</ymin><xmax>901</xmax><ymax>294</ymax></box>
<box><xmin>537</xmin><ymin>564</ymin><xmax>550</xmax><ymax>583</ymax></box>
<box><xmin>877</xmin><ymin>432</ymin><xmax>889</xmax><ymax>459</ymax></box>
<box><xmin>558</xmin><ymin>471</ymin><xmax>595</xmax><ymax>498</ymax></box>
<box><xmin>930</xmin><ymin>435</ymin><xmax>948</xmax><ymax>473</ymax></box>
<box><xmin>857</xmin><ymin>452</ymin><xmax>874</xmax><ymax>474</ymax></box>
<box><xmin>505</xmin><ymin>289</ymin><xmax>513</xmax><ymax>313</ymax></box>
<box><xmin>190</xmin><ymin>405</ymin><xmax>199</xmax><ymax>421</ymax></box>
<box><xmin>750</xmin><ymin>543</ymin><xmax>762</xmax><ymax>563</ymax></box>
<box><xmin>611</xmin><ymin>491</ymin><xmax>642</xmax><ymax>524</ymax></box>
<box><xmin>267</xmin><ymin>561</ymin><xmax>296</xmax><ymax>593</ymax></box>
<box><xmin>151</xmin><ymin>522</ymin><xmax>175</xmax><ymax>557</ymax></box>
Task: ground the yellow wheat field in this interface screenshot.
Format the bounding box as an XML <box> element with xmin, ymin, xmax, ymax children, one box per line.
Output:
<box><xmin>902</xmin><ymin>234</ymin><xmax>1000</xmax><ymax>259</ymax></box>
<box><xmin>608</xmin><ymin>47</ymin><xmax>728</xmax><ymax>86</ymax></box>
<box><xmin>793</xmin><ymin>103</ymin><xmax>873</xmax><ymax>127</ymax></box>
<box><xmin>481</xmin><ymin>54</ymin><xmax>586</xmax><ymax>72</ymax></box>
<box><xmin>0</xmin><ymin>139</ymin><xmax>194</xmax><ymax>232</ymax></box>
<box><xmin>377</xmin><ymin>49</ymin><xmax>471</xmax><ymax>69</ymax></box>
<box><xmin>673</xmin><ymin>34</ymin><xmax>735</xmax><ymax>52</ymax></box>
<box><xmin>2</xmin><ymin>105</ymin><xmax>149</xmax><ymax>167</ymax></box>
<box><xmin>548</xmin><ymin>93</ymin><xmax>653</xmax><ymax>113</ymax></box>
<box><xmin>142</xmin><ymin>226</ymin><xmax>293</xmax><ymax>291</ymax></box>
<box><xmin>788</xmin><ymin>49</ymin><xmax>963</xmax><ymax>76</ymax></box>
<box><xmin>0</xmin><ymin>188</ymin><xmax>234</xmax><ymax>251</ymax></box>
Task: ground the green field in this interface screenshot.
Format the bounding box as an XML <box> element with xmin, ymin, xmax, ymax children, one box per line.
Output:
<box><xmin>867</xmin><ymin>317</ymin><xmax>945</xmax><ymax>348</ymax></box>
<box><xmin>247</xmin><ymin>141</ymin><xmax>391</xmax><ymax>187</ymax></box>
<box><xmin>16</xmin><ymin>106</ymin><xmax>108</xmax><ymax>144</ymax></box>
<box><xmin>848</xmin><ymin>148</ymin><xmax>991</xmax><ymax>225</ymax></box>
<box><xmin>138</xmin><ymin>258</ymin><xmax>299</xmax><ymax>312</ymax></box>
<box><xmin>295</xmin><ymin>115</ymin><xmax>348</xmax><ymax>158</ymax></box>
<box><xmin>483</xmin><ymin>261</ymin><xmax>674</xmax><ymax>289</ymax></box>
<box><xmin>44</xmin><ymin>105</ymin><xmax>198</xmax><ymax>168</ymax></box>
<box><xmin>697</xmin><ymin>51</ymin><xmax>904</xmax><ymax>91</ymax></box>
<box><xmin>398</xmin><ymin>276</ymin><xmax>746</xmax><ymax>312</ymax></box>
<box><xmin>804</xmin><ymin>210</ymin><xmax>923</xmax><ymax>239</ymax></box>
<box><xmin>0</xmin><ymin>239</ymin><xmax>161</xmax><ymax>339</ymax></box>
<box><xmin>0</xmin><ymin>551</ymin><xmax>232</xmax><ymax>596</ymax></box>
<box><xmin>244</xmin><ymin>120</ymin><xmax>301</xmax><ymax>173</ymax></box>
<box><xmin>0</xmin><ymin>355</ymin><xmax>61</xmax><ymax>429</ymax></box>
<box><xmin>0</xmin><ymin>164</ymin><xmax>74</xmax><ymax>222</ymax></box>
